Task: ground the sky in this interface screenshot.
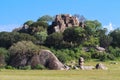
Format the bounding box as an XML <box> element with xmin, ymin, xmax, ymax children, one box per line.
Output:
<box><xmin>0</xmin><ymin>0</ymin><xmax>120</xmax><ymax>32</ymax></box>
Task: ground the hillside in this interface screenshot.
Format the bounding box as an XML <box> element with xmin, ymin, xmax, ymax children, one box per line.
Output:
<box><xmin>0</xmin><ymin>14</ymin><xmax>120</xmax><ymax>70</ymax></box>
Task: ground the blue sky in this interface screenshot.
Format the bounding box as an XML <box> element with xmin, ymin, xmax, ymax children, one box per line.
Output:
<box><xmin>0</xmin><ymin>0</ymin><xmax>120</xmax><ymax>32</ymax></box>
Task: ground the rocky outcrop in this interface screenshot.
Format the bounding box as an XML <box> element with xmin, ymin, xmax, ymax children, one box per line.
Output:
<box><xmin>95</xmin><ymin>45</ymin><xmax>105</xmax><ymax>52</ymax></box>
<box><xmin>9</xmin><ymin>50</ymin><xmax>65</xmax><ymax>70</ymax></box>
<box><xmin>48</xmin><ymin>14</ymin><xmax>85</xmax><ymax>34</ymax></box>
<box><xmin>96</xmin><ymin>63</ymin><xmax>108</xmax><ymax>70</ymax></box>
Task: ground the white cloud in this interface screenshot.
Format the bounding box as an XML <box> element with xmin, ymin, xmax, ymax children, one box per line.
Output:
<box><xmin>103</xmin><ymin>22</ymin><xmax>115</xmax><ymax>32</ymax></box>
<box><xmin>0</xmin><ymin>24</ymin><xmax>21</xmax><ymax>32</ymax></box>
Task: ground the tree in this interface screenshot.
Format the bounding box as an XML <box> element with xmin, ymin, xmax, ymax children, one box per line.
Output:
<box><xmin>9</xmin><ymin>41</ymin><xmax>40</xmax><ymax>56</ymax></box>
<box><xmin>37</xmin><ymin>15</ymin><xmax>53</xmax><ymax>23</ymax></box>
<box><xmin>83</xmin><ymin>35</ymin><xmax>99</xmax><ymax>47</ymax></box>
<box><xmin>24</xmin><ymin>20</ymin><xmax>34</xmax><ymax>26</ymax></box>
<box><xmin>85</xmin><ymin>20</ymin><xmax>102</xmax><ymax>34</ymax></box>
<box><xmin>28</xmin><ymin>21</ymin><xmax>49</xmax><ymax>35</ymax></box>
<box><xmin>8</xmin><ymin>41</ymin><xmax>40</xmax><ymax>67</ymax></box>
<box><xmin>45</xmin><ymin>32</ymin><xmax>63</xmax><ymax>47</ymax></box>
<box><xmin>0</xmin><ymin>48</ymin><xmax>9</xmax><ymax>66</ymax></box>
<box><xmin>63</xmin><ymin>27</ymin><xmax>86</xmax><ymax>45</ymax></box>
<box><xmin>34</xmin><ymin>31</ymin><xmax>48</xmax><ymax>44</ymax></box>
<box><xmin>109</xmin><ymin>29</ymin><xmax>120</xmax><ymax>47</ymax></box>
<box><xmin>96</xmin><ymin>28</ymin><xmax>112</xmax><ymax>48</ymax></box>
<box><xmin>0</xmin><ymin>32</ymin><xmax>36</xmax><ymax>48</ymax></box>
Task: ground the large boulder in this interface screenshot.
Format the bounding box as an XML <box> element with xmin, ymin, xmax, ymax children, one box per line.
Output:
<box><xmin>9</xmin><ymin>50</ymin><xmax>65</xmax><ymax>70</ymax></box>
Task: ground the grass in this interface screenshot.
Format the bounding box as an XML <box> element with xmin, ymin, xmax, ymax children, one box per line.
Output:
<box><xmin>0</xmin><ymin>61</ymin><xmax>120</xmax><ymax>80</ymax></box>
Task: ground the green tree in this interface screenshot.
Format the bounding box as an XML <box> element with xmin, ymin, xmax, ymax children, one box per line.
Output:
<box><xmin>85</xmin><ymin>20</ymin><xmax>102</xmax><ymax>37</ymax></box>
<box><xmin>99</xmin><ymin>35</ymin><xmax>112</xmax><ymax>48</ymax></box>
<box><xmin>0</xmin><ymin>48</ymin><xmax>9</xmax><ymax>67</ymax></box>
<box><xmin>109</xmin><ymin>29</ymin><xmax>120</xmax><ymax>48</ymax></box>
<box><xmin>63</xmin><ymin>27</ymin><xmax>86</xmax><ymax>45</ymax></box>
<box><xmin>9</xmin><ymin>41</ymin><xmax>40</xmax><ymax>56</ymax></box>
<box><xmin>45</xmin><ymin>32</ymin><xmax>63</xmax><ymax>48</ymax></box>
<box><xmin>37</xmin><ymin>15</ymin><xmax>53</xmax><ymax>23</ymax></box>
<box><xmin>0</xmin><ymin>32</ymin><xmax>36</xmax><ymax>48</ymax></box>
<box><xmin>34</xmin><ymin>31</ymin><xmax>48</xmax><ymax>44</ymax></box>
<box><xmin>83</xmin><ymin>35</ymin><xmax>99</xmax><ymax>47</ymax></box>
<box><xmin>24</xmin><ymin>20</ymin><xmax>34</xmax><ymax>26</ymax></box>
<box><xmin>28</xmin><ymin>21</ymin><xmax>49</xmax><ymax>35</ymax></box>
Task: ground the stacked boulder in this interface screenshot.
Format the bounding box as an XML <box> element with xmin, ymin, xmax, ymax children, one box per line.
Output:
<box><xmin>48</xmin><ymin>14</ymin><xmax>85</xmax><ymax>34</ymax></box>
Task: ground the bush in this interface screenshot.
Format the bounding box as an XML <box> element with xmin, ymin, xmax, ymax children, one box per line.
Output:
<box><xmin>109</xmin><ymin>47</ymin><xmax>120</xmax><ymax>57</ymax></box>
<box><xmin>56</xmin><ymin>52</ymin><xmax>70</xmax><ymax>63</ymax></box>
<box><xmin>91</xmin><ymin>52</ymin><xmax>114</xmax><ymax>61</ymax></box>
<box><xmin>45</xmin><ymin>32</ymin><xmax>63</xmax><ymax>48</ymax></box>
<box><xmin>80</xmin><ymin>51</ymin><xmax>91</xmax><ymax>61</ymax></box>
<box><xmin>9</xmin><ymin>41</ymin><xmax>40</xmax><ymax>56</ymax></box>
<box><xmin>34</xmin><ymin>64</ymin><xmax>46</xmax><ymax>70</ymax></box>
<box><xmin>107</xmin><ymin>54</ymin><xmax>115</xmax><ymax>60</ymax></box>
<box><xmin>0</xmin><ymin>48</ymin><xmax>9</xmax><ymax>66</ymax></box>
<box><xmin>5</xmin><ymin>65</ymin><xmax>16</xmax><ymax>69</ymax></box>
<box><xmin>19</xmin><ymin>65</ymin><xmax>31</xmax><ymax>70</ymax></box>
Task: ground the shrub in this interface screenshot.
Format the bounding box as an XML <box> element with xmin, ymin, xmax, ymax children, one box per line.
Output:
<box><xmin>91</xmin><ymin>52</ymin><xmax>109</xmax><ymax>61</ymax></box>
<box><xmin>9</xmin><ymin>41</ymin><xmax>40</xmax><ymax>56</ymax></box>
<box><xmin>5</xmin><ymin>65</ymin><xmax>16</xmax><ymax>69</ymax></box>
<box><xmin>34</xmin><ymin>64</ymin><xmax>46</xmax><ymax>70</ymax></box>
<box><xmin>0</xmin><ymin>48</ymin><xmax>9</xmax><ymax>67</ymax></box>
<box><xmin>19</xmin><ymin>65</ymin><xmax>31</xmax><ymax>70</ymax></box>
<box><xmin>80</xmin><ymin>51</ymin><xmax>91</xmax><ymax>61</ymax></box>
<box><xmin>45</xmin><ymin>32</ymin><xmax>63</xmax><ymax>48</ymax></box>
<box><xmin>56</xmin><ymin>52</ymin><xmax>69</xmax><ymax>63</ymax></box>
<box><xmin>107</xmin><ymin>54</ymin><xmax>115</xmax><ymax>60</ymax></box>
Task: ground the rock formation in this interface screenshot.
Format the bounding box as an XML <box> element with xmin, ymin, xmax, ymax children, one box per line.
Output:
<box><xmin>79</xmin><ymin>57</ymin><xmax>95</xmax><ymax>70</ymax></box>
<box><xmin>95</xmin><ymin>45</ymin><xmax>105</xmax><ymax>52</ymax></box>
<box><xmin>96</xmin><ymin>63</ymin><xmax>108</xmax><ymax>70</ymax></box>
<box><xmin>48</xmin><ymin>14</ymin><xmax>85</xmax><ymax>34</ymax></box>
<box><xmin>9</xmin><ymin>50</ymin><xmax>65</xmax><ymax>70</ymax></box>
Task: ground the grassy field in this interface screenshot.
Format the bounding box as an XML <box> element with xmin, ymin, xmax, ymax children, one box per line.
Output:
<box><xmin>0</xmin><ymin>61</ymin><xmax>120</xmax><ymax>80</ymax></box>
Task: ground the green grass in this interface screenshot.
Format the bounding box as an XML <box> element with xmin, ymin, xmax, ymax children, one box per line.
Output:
<box><xmin>0</xmin><ymin>61</ymin><xmax>120</xmax><ymax>80</ymax></box>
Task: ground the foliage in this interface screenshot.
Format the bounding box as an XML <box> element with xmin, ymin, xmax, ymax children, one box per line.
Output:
<box><xmin>85</xmin><ymin>20</ymin><xmax>102</xmax><ymax>31</ymax></box>
<box><xmin>63</xmin><ymin>27</ymin><xmax>86</xmax><ymax>45</ymax></box>
<box><xmin>109</xmin><ymin>29</ymin><xmax>120</xmax><ymax>47</ymax></box>
<box><xmin>5</xmin><ymin>65</ymin><xmax>16</xmax><ymax>69</ymax></box>
<box><xmin>108</xmin><ymin>46</ymin><xmax>120</xmax><ymax>58</ymax></box>
<box><xmin>85</xmin><ymin>20</ymin><xmax>102</xmax><ymax>39</ymax></box>
<box><xmin>99</xmin><ymin>35</ymin><xmax>112</xmax><ymax>48</ymax></box>
<box><xmin>45</xmin><ymin>32</ymin><xmax>63</xmax><ymax>48</ymax></box>
<box><xmin>18</xmin><ymin>65</ymin><xmax>31</xmax><ymax>70</ymax></box>
<box><xmin>0</xmin><ymin>32</ymin><xmax>36</xmax><ymax>48</ymax></box>
<box><xmin>91</xmin><ymin>51</ymin><xmax>115</xmax><ymax>61</ymax></box>
<box><xmin>83</xmin><ymin>36</ymin><xmax>99</xmax><ymax>47</ymax></box>
<box><xmin>34</xmin><ymin>31</ymin><xmax>48</xmax><ymax>44</ymax></box>
<box><xmin>97</xmin><ymin>28</ymin><xmax>113</xmax><ymax>48</ymax></box>
<box><xmin>37</xmin><ymin>15</ymin><xmax>53</xmax><ymax>23</ymax></box>
<box><xmin>9</xmin><ymin>41</ymin><xmax>40</xmax><ymax>56</ymax></box>
<box><xmin>24</xmin><ymin>20</ymin><xmax>34</xmax><ymax>26</ymax></box>
<box><xmin>79</xmin><ymin>51</ymin><xmax>91</xmax><ymax>60</ymax></box>
<box><xmin>34</xmin><ymin>64</ymin><xmax>46</xmax><ymax>70</ymax></box>
<box><xmin>0</xmin><ymin>48</ymin><xmax>9</xmax><ymax>66</ymax></box>
<box><xmin>28</xmin><ymin>21</ymin><xmax>48</xmax><ymax>34</ymax></box>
